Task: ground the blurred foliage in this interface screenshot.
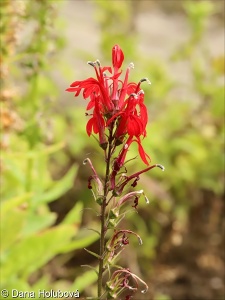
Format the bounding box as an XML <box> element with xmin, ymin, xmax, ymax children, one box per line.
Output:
<box><xmin>93</xmin><ymin>0</ymin><xmax>224</xmax><ymax>265</ymax></box>
<box><xmin>80</xmin><ymin>0</ymin><xmax>224</xmax><ymax>298</ymax></box>
<box><xmin>94</xmin><ymin>0</ymin><xmax>138</xmax><ymax>60</ymax></box>
<box><xmin>0</xmin><ymin>0</ymin><xmax>98</xmax><ymax>294</ymax></box>
<box><xmin>0</xmin><ymin>0</ymin><xmax>224</xmax><ymax>299</ymax></box>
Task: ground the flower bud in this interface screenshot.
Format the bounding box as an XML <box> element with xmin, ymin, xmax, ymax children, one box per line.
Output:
<box><xmin>96</xmin><ymin>196</ymin><xmax>104</xmax><ymax>205</ymax></box>
<box><xmin>109</xmin><ymin>208</ymin><xmax>119</xmax><ymax>219</ymax></box>
<box><xmin>108</xmin><ymin>219</ymin><xmax>117</xmax><ymax>229</ymax></box>
<box><xmin>112</xmin><ymin>44</ymin><xmax>124</xmax><ymax>69</ymax></box>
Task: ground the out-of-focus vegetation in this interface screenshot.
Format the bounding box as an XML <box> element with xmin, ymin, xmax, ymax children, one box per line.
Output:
<box><xmin>0</xmin><ymin>0</ymin><xmax>98</xmax><ymax>295</ymax></box>
<box><xmin>0</xmin><ymin>0</ymin><xmax>224</xmax><ymax>299</ymax></box>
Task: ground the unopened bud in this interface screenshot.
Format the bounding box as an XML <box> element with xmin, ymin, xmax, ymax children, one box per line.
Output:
<box><xmin>96</xmin><ymin>196</ymin><xmax>104</xmax><ymax>205</ymax></box>
<box><xmin>108</xmin><ymin>219</ymin><xmax>116</xmax><ymax>229</ymax></box>
<box><xmin>100</xmin><ymin>142</ymin><xmax>108</xmax><ymax>150</ymax></box>
<box><xmin>109</xmin><ymin>208</ymin><xmax>119</xmax><ymax>219</ymax></box>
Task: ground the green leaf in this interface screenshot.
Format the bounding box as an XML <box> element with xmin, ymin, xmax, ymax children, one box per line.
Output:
<box><xmin>32</xmin><ymin>165</ymin><xmax>78</xmax><ymax>206</ymax></box>
<box><xmin>0</xmin><ymin>193</ymin><xmax>32</xmax><ymax>212</ymax></box>
<box><xmin>2</xmin><ymin>142</ymin><xmax>65</xmax><ymax>159</ymax></box>
<box><xmin>62</xmin><ymin>201</ymin><xmax>83</xmax><ymax>228</ymax></box>
<box><xmin>22</xmin><ymin>210</ymin><xmax>57</xmax><ymax>236</ymax></box>
<box><xmin>0</xmin><ymin>194</ymin><xmax>32</xmax><ymax>253</ymax></box>
<box><xmin>0</xmin><ymin>208</ymin><xmax>27</xmax><ymax>254</ymax></box>
<box><xmin>84</xmin><ymin>248</ymin><xmax>101</xmax><ymax>259</ymax></box>
<box><xmin>1</xmin><ymin>225</ymin><xmax>75</xmax><ymax>285</ymax></box>
<box><xmin>2</xmin><ymin>279</ymin><xmax>31</xmax><ymax>291</ymax></box>
<box><xmin>81</xmin><ymin>265</ymin><xmax>98</xmax><ymax>276</ymax></box>
<box><xmin>71</xmin><ymin>269</ymin><xmax>98</xmax><ymax>292</ymax></box>
<box><xmin>60</xmin><ymin>229</ymin><xmax>99</xmax><ymax>253</ymax></box>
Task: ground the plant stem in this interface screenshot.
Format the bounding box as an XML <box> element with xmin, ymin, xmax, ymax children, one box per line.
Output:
<box><xmin>98</xmin><ymin>129</ymin><xmax>114</xmax><ymax>298</ymax></box>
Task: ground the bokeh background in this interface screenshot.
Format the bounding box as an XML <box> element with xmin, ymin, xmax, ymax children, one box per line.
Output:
<box><xmin>0</xmin><ymin>0</ymin><xmax>224</xmax><ymax>299</ymax></box>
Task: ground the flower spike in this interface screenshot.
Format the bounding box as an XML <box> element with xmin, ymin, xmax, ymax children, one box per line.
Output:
<box><xmin>66</xmin><ymin>44</ymin><xmax>164</xmax><ymax>299</ymax></box>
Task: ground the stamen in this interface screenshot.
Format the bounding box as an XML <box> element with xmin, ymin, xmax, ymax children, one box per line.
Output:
<box><xmin>95</xmin><ymin>59</ymin><xmax>101</xmax><ymax>67</ymax></box>
<box><xmin>83</xmin><ymin>159</ymin><xmax>88</xmax><ymax>165</ymax></box>
<box><xmin>141</xmin><ymin>288</ymin><xmax>148</xmax><ymax>294</ymax></box>
<box><xmin>144</xmin><ymin>194</ymin><xmax>149</xmax><ymax>204</ymax></box>
<box><xmin>137</xmin><ymin>89</ymin><xmax>144</xmax><ymax>95</ymax></box>
<box><xmin>87</xmin><ymin>61</ymin><xmax>95</xmax><ymax>67</ymax></box>
<box><xmin>140</xmin><ymin>77</ymin><xmax>151</xmax><ymax>85</ymax></box>
<box><xmin>129</xmin><ymin>93</ymin><xmax>138</xmax><ymax>99</ymax></box>
<box><xmin>128</xmin><ymin>286</ymin><xmax>137</xmax><ymax>291</ymax></box>
<box><xmin>137</xmin><ymin>189</ymin><xmax>143</xmax><ymax>194</ymax></box>
<box><xmin>138</xmin><ymin>236</ymin><xmax>143</xmax><ymax>245</ymax></box>
<box><xmin>156</xmin><ymin>164</ymin><xmax>165</xmax><ymax>171</ymax></box>
<box><xmin>128</xmin><ymin>62</ymin><xmax>134</xmax><ymax>69</ymax></box>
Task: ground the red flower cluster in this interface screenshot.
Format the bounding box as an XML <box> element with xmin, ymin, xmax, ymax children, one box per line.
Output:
<box><xmin>66</xmin><ymin>45</ymin><xmax>151</xmax><ymax>165</ymax></box>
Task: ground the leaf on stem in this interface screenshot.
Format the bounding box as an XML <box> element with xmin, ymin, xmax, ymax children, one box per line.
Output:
<box><xmin>84</xmin><ymin>248</ymin><xmax>101</xmax><ymax>259</ymax></box>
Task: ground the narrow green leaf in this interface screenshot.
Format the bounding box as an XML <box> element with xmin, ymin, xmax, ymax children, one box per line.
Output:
<box><xmin>59</xmin><ymin>230</ymin><xmax>99</xmax><ymax>253</ymax></box>
<box><xmin>81</xmin><ymin>265</ymin><xmax>98</xmax><ymax>276</ymax></box>
<box><xmin>84</xmin><ymin>248</ymin><xmax>100</xmax><ymax>259</ymax></box>
<box><xmin>86</xmin><ymin>228</ymin><xmax>101</xmax><ymax>236</ymax></box>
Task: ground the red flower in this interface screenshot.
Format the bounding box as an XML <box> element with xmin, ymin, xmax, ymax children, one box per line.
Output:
<box><xmin>110</xmin><ymin>136</ymin><xmax>151</xmax><ymax>190</ymax></box>
<box><xmin>66</xmin><ymin>45</ymin><xmax>151</xmax><ymax>162</ymax></box>
<box><xmin>66</xmin><ymin>72</ymin><xmax>113</xmax><ymax>113</ymax></box>
<box><xmin>107</xmin><ymin>91</ymin><xmax>148</xmax><ymax>142</ymax></box>
<box><xmin>115</xmin><ymin>136</ymin><xmax>150</xmax><ymax>168</ymax></box>
<box><xmin>113</xmin><ymin>164</ymin><xmax>165</xmax><ymax>196</ymax></box>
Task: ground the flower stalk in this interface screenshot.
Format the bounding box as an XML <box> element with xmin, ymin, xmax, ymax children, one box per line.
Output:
<box><xmin>66</xmin><ymin>45</ymin><xmax>164</xmax><ymax>299</ymax></box>
<box><xmin>98</xmin><ymin>126</ymin><xmax>114</xmax><ymax>298</ymax></box>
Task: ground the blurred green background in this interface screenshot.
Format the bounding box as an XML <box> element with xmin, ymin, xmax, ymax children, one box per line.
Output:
<box><xmin>0</xmin><ymin>0</ymin><xmax>224</xmax><ymax>299</ymax></box>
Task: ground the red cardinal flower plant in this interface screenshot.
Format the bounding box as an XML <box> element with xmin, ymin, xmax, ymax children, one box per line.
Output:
<box><xmin>66</xmin><ymin>45</ymin><xmax>164</xmax><ymax>299</ymax></box>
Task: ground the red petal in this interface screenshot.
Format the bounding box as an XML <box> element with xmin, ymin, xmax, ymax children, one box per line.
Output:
<box><xmin>70</xmin><ymin>80</ymin><xmax>81</xmax><ymax>87</ymax></box>
<box><xmin>132</xmin><ymin>138</ymin><xmax>150</xmax><ymax>165</ymax></box>
<box><xmin>86</xmin><ymin>99</ymin><xmax>95</xmax><ymax>110</ymax></box>
<box><xmin>137</xmin><ymin>141</ymin><xmax>150</xmax><ymax>165</ymax></box>
<box><xmin>127</xmin><ymin>116</ymin><xmax>142</xmax><ymax>137</ymax></box>
<box><xmin>102</xmin><ymin>66</ymin><xmax>112</xmax><ymax>73</ymax></box>
<box><xmin>92</xmin><ymin>119</ymin><xmax>99</xmax><ymax>134</ymax></box>
<box><xmin>110</xmin><ymin>72</ymin><xmax>122</xmax><ymax>80</ymax></box>
<box><xmin>86</xmin><ymin>118</ymin><xmax>94</xmax><ymax>136</ymax></box>
<box><xmin>127</xmin><ymin>83</ymin><xmax>137</xmax><ymax>94</ymax></box>
<box><xmin>66</xmin><ymin>87</ymin><xmax>78</xmax><ymax>92</ymax></box>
